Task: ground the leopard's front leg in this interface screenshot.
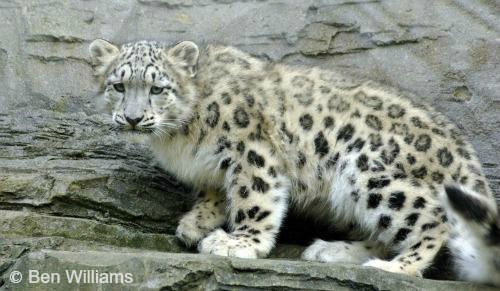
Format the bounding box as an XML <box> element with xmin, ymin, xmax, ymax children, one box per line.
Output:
<box><xmin>198</xmin><ymin>143</ymin><xmax>289</xmax><ymax>258</ymax></box>
<box><xmin>176</xmin><ymin>189</ymin><xmax>226</xmax><ymax>247</ymax></box>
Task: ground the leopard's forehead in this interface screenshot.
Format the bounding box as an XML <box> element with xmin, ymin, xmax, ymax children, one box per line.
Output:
<box><xmin>121</xmin><ymin>40</ymin><xmax>164</xmax><ymax>63</ymax></box>
<box><xmin>110</xmin><ymin>41</ymin><xmax>169</xmax><ymax>84</ymax></box>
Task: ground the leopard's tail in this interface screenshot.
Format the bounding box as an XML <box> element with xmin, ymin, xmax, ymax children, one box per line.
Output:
<box><xmin>442</xmin><ymin>185</ymin><xmax>500</xmax><ymax>286</ymax></box>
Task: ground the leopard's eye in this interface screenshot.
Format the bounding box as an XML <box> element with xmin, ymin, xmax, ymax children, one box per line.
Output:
<box><xmin>150</xmin><ymin>86</ymin><xmax>164</xmax><ymax>95</ymax></box>
<box><xmin>113</xmin><ymin>83</ymin><xmax>125</xmax><ymax>93</ymax></box>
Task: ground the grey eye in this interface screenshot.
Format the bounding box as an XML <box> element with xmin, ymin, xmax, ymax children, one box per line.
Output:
<box><xmin>150</xmin><ymin>86</ymin><xmax>164</xmax><ymax>95</ymax></box>
<box><xmin>113</xmin><ymin>83</ymin><xmax>125</xmax><ymax>93</ymax></box>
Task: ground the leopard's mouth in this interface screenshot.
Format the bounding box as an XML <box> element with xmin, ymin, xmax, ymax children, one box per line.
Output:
<box><xmin>128</xmin><ymin>127</ymin><xmax>154</xmax><ymax>133</ymax></box>
<box><xmin>112</xmin><ymin>123</ymin><xmax>155</xmax><ymax>132</ymax></box>
<box><xmin>110</xmin><ymin>125</ymin><xmax>155</xmax><ymax>137</ymax></box>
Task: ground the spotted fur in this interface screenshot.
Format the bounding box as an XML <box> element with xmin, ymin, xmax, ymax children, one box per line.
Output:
<box><xmin>89</xmin><ymin>39</ymin><xmax>498</xmax><ymax>285</ymax></box>
<box><xmin>441</xmin><ymin>186</ymin><xmax>500</xmax><ymax>286</ymax></box>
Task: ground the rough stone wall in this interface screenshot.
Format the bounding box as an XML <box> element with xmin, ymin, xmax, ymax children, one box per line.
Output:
<box><xmin>1</xmin><ymin>0</ymin><xmax>498</xmax><ymax>195</ymax></box>
<box><xmin>0</xmin><ymin>0</ymin><xmax>499</xmax><ymax>290</ymax></box>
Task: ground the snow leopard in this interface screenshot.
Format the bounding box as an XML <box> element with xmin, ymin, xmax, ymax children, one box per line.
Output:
<box><xmin>88</xmin><ymin>39</ymin><xmax>500</xmax><ymax>285</ymax></box>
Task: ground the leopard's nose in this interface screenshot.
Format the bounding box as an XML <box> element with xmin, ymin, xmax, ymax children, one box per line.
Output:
<box><xmin>124</xmin><ymin>115</ymin><xmax>144</xmax><ymax>127</ymax></box>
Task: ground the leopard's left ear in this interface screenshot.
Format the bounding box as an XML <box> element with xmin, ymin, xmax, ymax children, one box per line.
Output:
<box><xmin>166</xmin><ymin>41</ymin><xmax>199</xmax><ymax>78</ymax></box>
<box><xmin>89</xmin><ymin>39</ymin><xmax>120</xmax><ymax>76</ymax></box>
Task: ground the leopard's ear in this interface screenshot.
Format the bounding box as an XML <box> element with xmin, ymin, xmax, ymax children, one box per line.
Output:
<box><xmin>166</xmin><ymin>41</ymin><xmax>199</xmax><ymax>78</ymax></box>
<box><xmin>89</xmin><ymin>39</ymin><xmax>120</xmax><ymax>76</ymax></box>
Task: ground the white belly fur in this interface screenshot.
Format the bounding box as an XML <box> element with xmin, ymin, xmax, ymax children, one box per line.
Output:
<box><xmin>150</xmin><ymin>137</ymin><xmax>225</xmax><ymax>189</ymax></box>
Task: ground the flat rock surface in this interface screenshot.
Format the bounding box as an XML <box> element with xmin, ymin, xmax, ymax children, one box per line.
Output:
<box><xmin>0</xmin><ymin>0</ymin><xmax>499</xmax><ymax>290</ymax></box>
<box><xmin>2</xmin><ymin>249</ymin><xmax>498</xmax><ymax>291</ymax></box>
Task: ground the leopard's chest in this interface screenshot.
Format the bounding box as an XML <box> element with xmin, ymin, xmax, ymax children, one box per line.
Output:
<box><xmin>150</xmin><ymin>136</ymin><xmax>225</xmax><ymax>189</ymax></box>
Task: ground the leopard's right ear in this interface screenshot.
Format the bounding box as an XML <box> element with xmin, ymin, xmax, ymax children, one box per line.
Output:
<box><xmin>166</xmin><ymin>41</ymin><xmax>199</xmax><ymax>78</ymax></box>
<box><xmin>89</xmin><ymin>39</ymin><xmax>120</xmax><ymax>76</ymax></box>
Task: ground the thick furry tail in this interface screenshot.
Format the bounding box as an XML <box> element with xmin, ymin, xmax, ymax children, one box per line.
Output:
<box><xmin>442</xmin><ymin>185</ymin><xmax>500</xmax><ymax>286</ymax></box>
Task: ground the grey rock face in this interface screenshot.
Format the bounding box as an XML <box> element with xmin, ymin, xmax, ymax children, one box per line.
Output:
<box><xmin>0</xmin><ymin>110</ymin><xmax>190</xmax><ymax>234</ymax></box>
<box><xmin>0</xmin><ymin>0</ymin><xmax>498</xmax><ymax>289</ymax></box>
<box><xmin>2</xmin><ymin>248</ymin><xmax>498</xmax><ymax>291</ymax></box>
<box><xmin>1</xmin><ymin>0</ymin><xmax>498</xmax><ymax>195</ymax></box>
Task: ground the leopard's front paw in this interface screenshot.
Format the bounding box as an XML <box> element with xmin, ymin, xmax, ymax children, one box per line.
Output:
<box><xmin>198</xmin><ymin>229</ymin><xmax>259</xmax><ymax>259</ymax></box>
<box><xmin>176</xmin><ymin>215</ymin><xmax>207</xmax><ymax>247</ymax></box>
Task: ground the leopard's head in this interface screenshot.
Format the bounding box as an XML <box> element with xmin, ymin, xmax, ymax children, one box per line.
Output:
<box><xmin>89</xmin><ymin>39</ymin><xmax>199</xmax><ymax>137</ymax></box>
